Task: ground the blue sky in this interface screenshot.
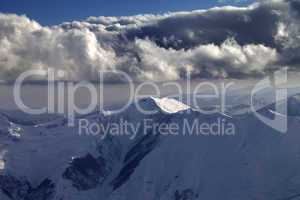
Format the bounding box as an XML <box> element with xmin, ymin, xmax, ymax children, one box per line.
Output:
<box><xmin>0</xmin><ymin>0</ymin><xmax>255</xmax><ymax>25</ymax></box>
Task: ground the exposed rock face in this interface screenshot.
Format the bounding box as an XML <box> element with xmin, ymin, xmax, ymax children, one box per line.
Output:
<box><xmin>111</xmin><ymin>113</ymin><xmax>170</xmax><ymax>190</ymax></box>
<box><xmin>111</xmin><ymin>133</ymin><xmax>160</xmax><ymax>190</ymax></box>
<box><xmin>0</xmin><ymin>175</ymin><xmax>31</xmax><ymax>200</ymax></box>
<box><xmin>25</xmin><ymin>179</ymin><xmax>55</xmax><ymax>200</ymax></box>
<box><xmin>0</xmin><ymin>175</ymin><xmax>55</xmax><ymax>200</ymax></box>
<box><xmin>174</xmin><ymin>189</ymin><xmax>198</xmax><ymax>200</ymax></box>
<box><xmin>63</xmin><ymin>153</ymin><xmax>109</xmax><ymax>191</ymax></box>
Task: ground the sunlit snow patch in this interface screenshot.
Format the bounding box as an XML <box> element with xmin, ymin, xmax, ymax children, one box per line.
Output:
<box><xmin>151</xmin><ymin>97</ymin><xmax>190</xmax><ymax>113</ymax></box>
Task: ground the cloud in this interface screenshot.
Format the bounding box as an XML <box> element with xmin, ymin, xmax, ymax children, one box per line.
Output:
<box><xmin>127</xmin><ymin>38</ymin><xmax>278</xmax><ymax>80</ymax></box>
<box><xmin>0</xmin><ymin>0</ymin><xmax>299</xmax><ymax>82</ymax></box>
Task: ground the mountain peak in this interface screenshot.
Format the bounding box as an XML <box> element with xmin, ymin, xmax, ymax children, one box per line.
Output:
<box><xmin>139</xmin><ymin>97</ymin><xmax>190</xmax><ymax>114</ymax></box>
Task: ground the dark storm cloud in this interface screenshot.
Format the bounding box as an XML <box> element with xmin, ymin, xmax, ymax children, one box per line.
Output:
<box><xmin>123</xmin><ymin>4</ymin><xmax>281</xmax><ymax>49</ymax></box>
<box><xmin>0</xmin><ymin>0</ymin><xmax>299</xmax><ymax>81</ymax></box>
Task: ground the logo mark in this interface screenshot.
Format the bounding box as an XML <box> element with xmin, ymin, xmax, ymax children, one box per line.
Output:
<box><xmin>251</xmin><ymin>69</ymin><xmax>287</xmax><ymax>133</ymax></box>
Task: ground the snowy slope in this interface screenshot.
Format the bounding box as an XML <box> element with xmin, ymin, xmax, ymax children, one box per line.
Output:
<box><xmin>1</xmin><ymin>93</ymin><xmax>300</xmax><ymax>200</ymax></box>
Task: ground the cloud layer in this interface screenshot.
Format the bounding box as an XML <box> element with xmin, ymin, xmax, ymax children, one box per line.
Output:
<box><xmin>0</xmin><ymin>0</ymin><xmax>299</xmax><ymax>81</ymax></box>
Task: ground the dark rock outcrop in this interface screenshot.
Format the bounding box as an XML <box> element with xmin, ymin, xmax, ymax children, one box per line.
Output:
<box><xmin>63</xmin><ymin>153</ymin><xmax>109</xmax><ymax>191</ymax></box>
<box><xmin>25</xmin><ymin>179</ymin><xmax>55</xmax><ymax>200</ymax></box>
<box><xmin>174</xmin><ymin>189</ymin><xmax>198</xmax><ymax>200</ymax></box>
<box><xmin>0</xmin><ymin>175</ymin><xmax>55</xmax><ymax>200</ymax></box>
<box><xmin>0</xmin><ymin>175</ymin><xmax>31</xmax><ymax>200</ymax></box>
<box><xmin>111</xmin><ymin>133</ymin><xmax>160</xmax><ymax>190</ymax></box>
<box><xmin>111</xmin><ymin>113</ymin><xmax>170</xmax><ymax>190</ymax></box>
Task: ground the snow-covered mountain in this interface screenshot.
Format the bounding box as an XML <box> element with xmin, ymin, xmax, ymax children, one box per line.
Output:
<box><xmin>1</xmin><ymin>93</ymin><xmax>300</xmax><ymax>200</ymax></box>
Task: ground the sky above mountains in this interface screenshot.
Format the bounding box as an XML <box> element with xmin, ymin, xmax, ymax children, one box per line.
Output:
<box><xmin>0</xmin><ymin>0</ymin><xmax>255</xmax><ymax>25</ymax></box>
<box><xmin>0</xmin><ymin>0</ymin><xmax>299</xmax><ymax>82</ymax></box>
